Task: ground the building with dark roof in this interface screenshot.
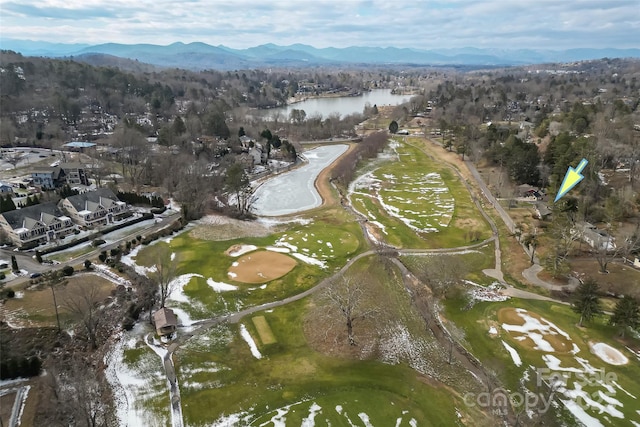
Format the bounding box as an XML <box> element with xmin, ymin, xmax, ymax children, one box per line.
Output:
<box><xmin>153</xmin><ymin>307</ymin><xmax>177</xmax><ymax>336</ymax></box>
<box><xmin>0</xmin><ymin>202</ymin><xmax>75</xmax><ymax>247</ymax></box>
<box><xmin>31</xmin><ymin>167</ymin><xmax>66</xmax><ymax>190</ymax></box>
<box><xmin>60</xmin><ymin>162</ymin><xmax>90</xmax><ymax>186</ymax></box>
<box><xmin>60</xmin><ymin>188</ymin><xmax>129</xmax><ymax>228</ymax></box>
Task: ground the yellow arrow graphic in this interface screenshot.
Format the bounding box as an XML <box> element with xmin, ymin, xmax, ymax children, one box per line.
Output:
<box><xmin>555</xmin><ymin>158</ymin><xmax>588</xmax><ymax>202</ymax></box>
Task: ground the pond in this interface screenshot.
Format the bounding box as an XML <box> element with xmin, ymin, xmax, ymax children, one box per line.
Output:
<box><xmin>258</xmin><ymin>89</ymin><xmax>411</xmax><ymax>120</ymax></box>
<box><xmin>251</xmin><ymin>144</ymin><xmax>348</xmax><ymax>216</ymax></box>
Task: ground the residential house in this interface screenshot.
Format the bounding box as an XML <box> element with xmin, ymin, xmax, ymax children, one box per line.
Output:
<box><xmin>60</xmin><ymin>188</ymin><xmax>130</xmax><ymax>228</ymax></box>
<box><xmin>60</xmin><ymin>163</ymin><xmax>90</xmax><ymax>186</ymax></box>
<box><xmin>0</xmin><ymin>202</ymin><xmax>75</xmax><ymax>248</ymax></box>
<box><xmin>248</xmin><ymin>143</ymin><xmax>263</xmax><ymax>165</ymax></box>
<box><xmin>153</xmin><ymin>307</ymin><xmax>177</xmax><ymax>336</ymax></box>
<box><xmin>533</xmin><ymin>202</ymin><xmax>552</xmax><ymax>220</ymax></box>
<box><xmin>573</xmin><ymin>222</ymin><xmax>616</xmax><ymax>251</ymax></box>
<box><xmin>239</xmin><ymin>135</ymin><xmax>254</xmax><ymax>147</ymax></box>
<box><xmin>0</xmin><ymin>182</ymin><xmax>14</xmax><ymax>195</ymax></box>
<box><xmin>31</xmin><ymin>167</ymin><xmax>66</xmax><ymax>190</ymax></box>
<box><xmin>237</xmin><ymin>153</ymin><xmax>255</xmax><ymax>170</ymax></box>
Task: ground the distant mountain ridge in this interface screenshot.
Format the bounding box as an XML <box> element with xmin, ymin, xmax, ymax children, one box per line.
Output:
<box><xmin>2</xmin><ymin>38</ymin><xmax>639</xmax><ymax>70</ymax></box>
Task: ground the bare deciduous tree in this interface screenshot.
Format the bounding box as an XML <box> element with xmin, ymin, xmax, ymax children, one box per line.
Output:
<box><xmin>415</xmin><ymin>255</ymin><xmax>468</xmax><ymax>298</ymax></box>
<box><xmin>149</xmin><ymin>244</ymin><xmax>179</xmax><ymax>308</ymax></box>
<box><xmin>64</xmin><ymin>283</ymin><xmax>104</xmax><ymax>349</ymax></box>
<box><xmin>318</xmin><ymin>274</ymin><xmax>378</xmax><ymax>346</ymax></box>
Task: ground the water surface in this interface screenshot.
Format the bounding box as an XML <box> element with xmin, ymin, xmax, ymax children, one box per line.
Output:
<box><xmin>252</xmin><ymin>144</ymin><xmax>348</xmax><ymax>216</ymax></box>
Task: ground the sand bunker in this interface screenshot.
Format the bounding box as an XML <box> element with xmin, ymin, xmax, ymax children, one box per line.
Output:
<box><xmin>228</xmin><ymin>250</ymin><xmax>297</xmax><ymax>283</ymax></box>
<box><xmin>225</xmin><ymin>244</ymin><xmax>258</xmax><ymax>257</ymax></box>
<box><xmin>589</xmin><ymin>342</ymin><xmax>629</xmax><ymax>365</ymax></box>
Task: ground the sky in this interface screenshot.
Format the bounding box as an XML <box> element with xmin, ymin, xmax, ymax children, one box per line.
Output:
<box><xmin>0</xmin><ymin>0</ymin><xmax>639</xmax><ymax>50</ymax></box>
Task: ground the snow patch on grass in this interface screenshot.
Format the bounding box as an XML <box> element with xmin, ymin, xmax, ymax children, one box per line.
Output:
<box><xmin>206</xmin><ymin>278</ymin><xmax>238</xmax><ymax>292</ymax></box>
<box><xmin>291</xmin><ymin>252</ymin><xmax>327</xmax><ymax>268</ymax></box>
<box><xmin>501</xmin><ymin>309</ymin><xmax>571</xmax><ymax>352</ymax></box>
<box><xmin>228</xmin><ymin>244</ymin><xmax>258</xmax><ymax>257</ymax></box>
<box><xmin>502</xmin><ymin>340</ymin><xmax>522</xmax><ymax>366</ymax></box>
<box><xmin>240</xmin><ymin>324</ymin><xmax>262</xmax><ymax>359</ymax></box>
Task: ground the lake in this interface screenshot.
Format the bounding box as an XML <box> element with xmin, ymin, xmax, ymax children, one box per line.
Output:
<box><xmin>260</xmin><ymin>89</ymin><xmax>411</xmax><ymax>120</ymax></box>
<box><xmin>251</xmin><ymin>144</ymin><xmax>348</xmax><ymax>216</ymax></box>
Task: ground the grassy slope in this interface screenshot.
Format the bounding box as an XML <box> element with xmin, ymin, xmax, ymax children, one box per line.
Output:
<box><xmin>350</xmin><ymin>138</ymin><xmax>491</xmax><ymax>249</ymax></box>
<box><xmin>175</xmin><ymin>256</ymin><xmax>484</xmax><ymax>426</ymax></box>
<box><xmin>443</xmin><ymin>296</ymin><xmax>640</xmax><ymax>426</ymax></box>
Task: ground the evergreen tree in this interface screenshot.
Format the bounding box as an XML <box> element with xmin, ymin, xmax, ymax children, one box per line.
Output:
<box><xmin>572</xmin><ymin>279</ymin><xmax>602</xmax><ymax>327</ymax></box>
<box><xmin>0</xmin><ymin>195</ymin><xmax>16</xmax><ymax>213</ymax></box>
<box><xmin>11</xmin><ymin>255</ymin><xmax>18</xmax><ymax>273</ymax></box>
<box><xmin>389</xmin><ymin>120</ymin><xmax>399</xmax><ymax>134</ymax></box>
<box><xmin>610</xmin><ymin>295</ymin><xmax>640</xmax><ymax>337</ymax></box>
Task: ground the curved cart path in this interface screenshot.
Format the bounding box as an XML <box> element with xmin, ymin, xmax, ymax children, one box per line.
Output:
<box><xmin>149</xmin><ymin>138</ymin><xmax>569</xmax><ymax>425</ymax></box>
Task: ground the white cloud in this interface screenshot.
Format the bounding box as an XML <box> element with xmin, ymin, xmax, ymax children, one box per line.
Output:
<box><xmin>0</xmin><ymin>0</ymin><xmax>637</xmax><ymax>49</ymax></box>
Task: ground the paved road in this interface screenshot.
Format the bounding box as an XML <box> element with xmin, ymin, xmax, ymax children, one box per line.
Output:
<box><xmin>8</xmin><ymin>385</ymin><xmax>29</xmax><ymax>427</ymax></box>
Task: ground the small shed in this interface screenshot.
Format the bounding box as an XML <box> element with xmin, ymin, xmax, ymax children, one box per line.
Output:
<box><xmin>153</xmin><ymin>307</ymin><xmax>177</xmax><ymax>336</ymax></box>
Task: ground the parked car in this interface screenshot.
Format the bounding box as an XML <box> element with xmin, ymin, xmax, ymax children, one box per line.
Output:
<box><xmin>30</xmin><ymin>272</ymin><xmax>41</xmax><ymax>278</ymax></box>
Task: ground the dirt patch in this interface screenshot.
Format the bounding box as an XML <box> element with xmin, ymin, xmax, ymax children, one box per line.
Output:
<box><xmin>314</xmin><ymin>143</ymin><xmax>358</xmax><ymax>208</ymax></box>
<box><xmin>497</xmin><ymin>307</ymin><xmax>574</xmax><ymax>353</ymax></box>
<box><xmin>0</xmin><ymin>392</ymin><xmax>16</xmax><ymax>426</ymax></box>
<box><xmin>190</xmin><ymin>215</ymin><xmax>274</xmax><ymax>241</ymax></box>
<box><xmin>228</xmin><ymin>250</ymin><xmax>297</xmax><ymax>284</ymax></box>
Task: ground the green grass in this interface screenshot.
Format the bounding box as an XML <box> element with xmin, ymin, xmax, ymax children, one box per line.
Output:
<box><xmin>349</xmin><ymin>139</ymin><xmax>491</xmax><ymax>249</ymax></box>
<box><xmin>132</xmin><ymin>207</ymin><xmax>366</xmax><ymax>321</ymax></box>
<box><xmin>177</xmin><ymin>301</ymin><xmax>464</xmax><ymax>427</ymax></box>
<box><xmin>442</xmin><ymin>296</ymin><xmax>640</xmax><ymax>426</ymax></box>
<box><xmin>173</xmin><ymin>256</ymin><xmax>489</xmax><ymax>426</ymax></box>
<box><xmin>46</xmin><ymin>243</ymin><xmax>97</xmax><ymax>262</ymax></box>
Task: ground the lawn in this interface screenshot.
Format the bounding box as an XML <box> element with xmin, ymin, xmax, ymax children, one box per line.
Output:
<box><xmin>1</xmin><ymin>273</ymin><xmax>115</xmax><ymax>328</ymax></box>
<box><xmin>348</xmin><ymin>138</ymin><xmax>491</xmax><ymax>249</ymax></box>
<box><xmin>173</xmin><ymin>255</ymin><xmax>492</xmax><ymax>426</ymax></box>
<box><xmin>442</xmin><ymin>295</ymin><xmax>640</xmax><ymax>426</ymax></box>
<box><xmin>130</xmin><ymin>205</ymin><xmax>365</xmax><ymax>321</ymax></box>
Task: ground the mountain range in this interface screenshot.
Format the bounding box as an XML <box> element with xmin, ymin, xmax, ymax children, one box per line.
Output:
<box><xmin>2</xmin><ymin>39</ymin><xmax>639</xmax><ymax>70</ymax></box>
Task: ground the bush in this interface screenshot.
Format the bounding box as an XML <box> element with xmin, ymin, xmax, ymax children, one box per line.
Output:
<box><xmin>0</xmin><ymin>356</ymin><xmax>41</xmax><ymax>380</ymax></box>
<box><xmin>61</xmin><ymin>265</ymin><xmax>74</xmax><ymax>276</ymax></box>
<box><xmin>7</xmin><ymin>289</ymin><xmax>15</xmax><ymax>298</ymax></box>
<box><xmin>0</xmin><ymin>272</ymin><xmax>5</xmax><ymax>280</ymax></box>
<box><xmin>84</xmin><ymin>259</ymin><xmax>92</xmax><ymax>270</ymax></box>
